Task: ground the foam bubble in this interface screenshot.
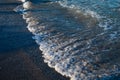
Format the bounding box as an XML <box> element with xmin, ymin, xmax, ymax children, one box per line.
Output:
<box><xmin>23</xmin><ymin>1</ymin><xmax>32</xmax><ymax>9</ymax></box>
<box><xmin>20</xmin><ymin>0</ymin><xmax>26</xmax><ymax>2</ymax></box>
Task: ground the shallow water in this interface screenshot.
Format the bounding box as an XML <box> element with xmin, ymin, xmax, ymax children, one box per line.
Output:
<box><xmin>15</xmin><ymin>0</ymin><xmax>120</xmax><ymax>80</ymax></box>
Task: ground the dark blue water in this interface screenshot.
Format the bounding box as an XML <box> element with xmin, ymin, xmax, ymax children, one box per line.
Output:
<box><xmin>15</xmin><ymin>0</ymin><xmax>120</xmax><ymax>80</ymax></box>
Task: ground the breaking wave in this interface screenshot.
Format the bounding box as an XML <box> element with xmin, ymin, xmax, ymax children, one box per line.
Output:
<box><xmin>15</xmin><ymin>0</ymin><xmax>120</xmax><ymax>80</ymax></box>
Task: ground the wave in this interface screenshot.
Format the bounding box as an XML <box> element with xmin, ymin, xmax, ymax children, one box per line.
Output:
<box><xmin>15</xmin><ymin>0</ymin><xmax>120</xmax><ymax>80</ymax></box>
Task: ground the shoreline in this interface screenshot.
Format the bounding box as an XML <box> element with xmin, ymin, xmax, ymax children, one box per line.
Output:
<box><xmin>0</xmin><ymin>1</ymin><xmax>69</xmax><ymax>80</ymax></box>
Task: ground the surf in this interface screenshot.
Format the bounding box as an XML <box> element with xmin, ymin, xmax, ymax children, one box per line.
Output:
<box><xmin>14</xmin><ymin>0</ymin><xmax>120</xmax><ymax>80</ymax></box>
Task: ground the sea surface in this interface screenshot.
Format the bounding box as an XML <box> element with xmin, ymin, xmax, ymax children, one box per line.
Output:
<box><xmin>15</xmin><ymin>0</ymin><xmax>120</xmax><ymax>80</ymax></box>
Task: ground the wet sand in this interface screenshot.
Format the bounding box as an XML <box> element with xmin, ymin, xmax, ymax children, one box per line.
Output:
<box><xmin>0</xmin><ymin>1</ymin><xmax>69</xmax><ymax>80</ymax></box>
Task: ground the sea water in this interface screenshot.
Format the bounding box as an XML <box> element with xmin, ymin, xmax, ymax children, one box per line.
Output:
<box><xmin>15</xmin><ymin>0</ymin><xmax>120</xmax><ymax>80</ymax></box>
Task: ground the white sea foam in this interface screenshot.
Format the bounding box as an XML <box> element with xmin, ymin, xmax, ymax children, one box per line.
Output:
<box><xmin>15</xmin><ymin>0</ymin><xmax>120</xmax><ymax>80</ymax></box>
<box><xmin>18</xmin><ymin>0</ymin><xmax>26</xmax><ymax>2</ymax></box>
<box><xmin>23</xmin><ymin>1</ymin><xmax>32</xmax><ymax>9</ymax></box>
<box><xmin>58</xmin><ymin>0</ymin><xmax>101</xmax><ymax>19</ymax></box>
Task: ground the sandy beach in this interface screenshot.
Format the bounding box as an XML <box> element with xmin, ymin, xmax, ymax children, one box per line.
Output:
<box><xmin>0</xmin><ymin>0</ymin><xmax>69</xmax><ymax>80</ymax></box>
